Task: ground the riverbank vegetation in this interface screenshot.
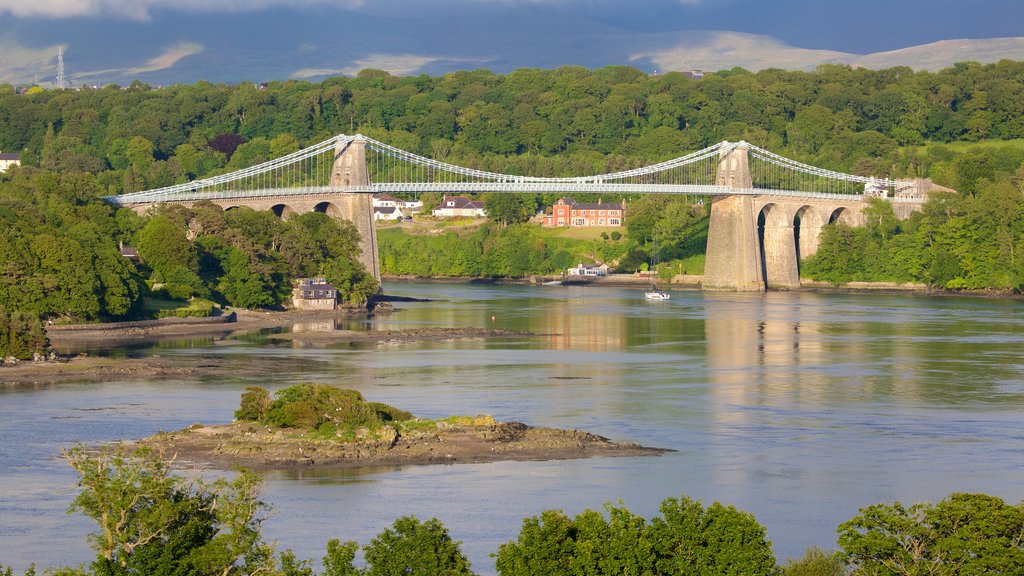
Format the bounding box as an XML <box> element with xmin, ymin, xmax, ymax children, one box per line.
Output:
<box><xmin>378</xmin><ymin>193</ymin><xmax>709</xmax><ymax>278</ymax></box>
<box><xmin>3</xmin><ymin>446</ymin><xmax>1020</xmax><ymax>575</ymax></box>
<box><xmin>803</xmin><ymin>145</ymin><xmax>1024</xmax><ymax>290</ymax></box>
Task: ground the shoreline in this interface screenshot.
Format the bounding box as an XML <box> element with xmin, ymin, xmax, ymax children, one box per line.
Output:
<box><xmin>382</xmin><ymin>274</ymin><xmax>1024</xmax><ymax>300</ymax></box>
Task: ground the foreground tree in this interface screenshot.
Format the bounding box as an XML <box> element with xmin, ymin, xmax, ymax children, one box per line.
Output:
<box><xmin>495</xmin><ymin>496</ymin><xmax>776</xmax><ymax>576</ymax></box>
<box><xmin>63</xmin><ymin>446</ymin><xmax>277</xmax><ymax>576</ymax></box>
<box><xmin>837</xmin><ymin>492</ymin><xmax>1024</xmax><ymax>576</ymax></box>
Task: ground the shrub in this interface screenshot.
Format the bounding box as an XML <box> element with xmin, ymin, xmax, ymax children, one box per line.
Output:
<box><xmin>235</xmin><ymin>386</ymin><xmax>271</xmax><ymax>421</ymax></box>
<box><xmin>260</xmin><ymin>384</ymin><xmax>413</xmax><ymax>432</ymax></box>
<box><xmin>781</xmin><ymin>547</ymin><xmax>845</xmax><ymax>576</ymax></box>
<box><xmin>610</xmin><ymin>231</ymin><xmax>622</xmax><ymax>241</ymax></box>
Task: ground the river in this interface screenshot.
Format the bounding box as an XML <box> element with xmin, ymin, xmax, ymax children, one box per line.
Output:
<box><xmin>2</xmin><ymin>282</ymin><xmax>1023</xmax><ymax>573</ymax></box>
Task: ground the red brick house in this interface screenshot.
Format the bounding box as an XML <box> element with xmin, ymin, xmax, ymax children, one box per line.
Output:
<box><xmin>542</xmin><ymin>197</ymin><xmax>625</xmax><ymax>227</ymax></box>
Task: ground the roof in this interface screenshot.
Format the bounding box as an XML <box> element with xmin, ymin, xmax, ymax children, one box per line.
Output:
<box><xmin>294</xmin><ymin>277</ymin><xmax>335</xmax><ymax>290</ymax></box>
<box><xmin>373</xmin><ymin>193</ymin><xmax>401</xmax><ymax>202</ymax></box>
<box><xmin>553</xmin><ymin>197</ymin><xmax>624</xmax><ymax>211</ymax></box>
<box><xmin>441</xmin><ymin>196</ymin><xmax>485</xmax><ymax>210</ymax></box>
<box><xmin>374</xmin><ymin>206</ymin><xmax>398</xmax><ymax>214</ymax></box>
<box><xmin>0</xmin><ymin>153</ymin><xmax>20</xmax><ymax>161</ymax></box>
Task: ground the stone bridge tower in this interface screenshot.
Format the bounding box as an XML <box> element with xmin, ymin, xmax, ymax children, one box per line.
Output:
<box><xmin>330</xmin><ymin>137</ymin><xmax>381</xmax><ymax>284</ymax></box>
<box><xmin>703</xmin><ymin>143</ymin><xmax>766</xmax><ymax>291</ymax></box>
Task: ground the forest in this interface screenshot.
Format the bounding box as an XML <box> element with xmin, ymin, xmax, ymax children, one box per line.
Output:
<box><xmin>3</xmin><ymin>61</ymin><xmax>1024</xmax><ymax>356</ymax></box>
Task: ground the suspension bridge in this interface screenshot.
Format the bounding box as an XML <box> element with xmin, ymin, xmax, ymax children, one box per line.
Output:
<box><xmin>106</xmin><ymin>134</ymin><xmax>928</xmax><ymax>291</ymax></box>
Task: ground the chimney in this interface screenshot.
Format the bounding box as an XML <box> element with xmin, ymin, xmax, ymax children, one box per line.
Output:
<box><xmin>598</xmin><ymin>198</ymin><xmax>602</xmax><ymax>204</ymax></box>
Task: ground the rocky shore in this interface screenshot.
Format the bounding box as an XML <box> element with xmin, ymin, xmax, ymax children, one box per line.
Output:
<box><xmin>140</xmin><ymin>416</ymin><xmax>671</xmax><ymax>471</ymax></box>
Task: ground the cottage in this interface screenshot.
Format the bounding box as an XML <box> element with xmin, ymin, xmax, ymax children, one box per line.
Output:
<box><xmin>292</xmin><ymin>278</ymin><xmax>337</xmax><ymax>311</ymax></box>
<box><xmin>0</xmin><ymin>151</ymin><xmax>20</xmax><ymax>173</ymax></box>
<box><xmin>373</xmin><ymin>206</ymin><xmax>403</xmax><ymax>221</ymax></box>
<box><xmin>542</xmin><ymin>197</ymin><xmax>625</xmax><ymax>227</ymax></box>
<box><xmin>432</xmin><ymin>195</ymin><xmax>486</xmax><ymax>218</ymax></box>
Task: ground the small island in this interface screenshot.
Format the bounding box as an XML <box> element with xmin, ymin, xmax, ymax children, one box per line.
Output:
<box><xmin>140</xmin><ymin>383</ymin><xmax>671</xmax><ymax>469</ymax></box>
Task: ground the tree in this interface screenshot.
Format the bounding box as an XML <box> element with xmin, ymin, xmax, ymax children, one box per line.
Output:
<box><xmin>63</xmin><ymin>445</ymin><xmax>276</xmax><ymax>576</ymax></box>
<box><xmin>136</xmin><ymin>215</ymin><xmax>195</xmax><ymax>277</ymax></box>
<box><xmin>838</xmin><ymin>493</ymin><xmax>1024</xmax><ymax>576</ymax></box>
<box><xmin>362</xmin><ymin>516</ymin><xmax>475</xmax><ymax>576</ymax></box>
<box><xmin>484</xmin><ymin>193</ymin><xmax>537</xmax><ymax>226</ymax></box>
<box><xmin>496</xmin><ymin>496</ymin><xmax>775</xmax><ymax>576</ymax></box>
<box><xmin>648</xmin><ymin>496</ymin><xmax>777</xmax><ymax>576</ymax></box>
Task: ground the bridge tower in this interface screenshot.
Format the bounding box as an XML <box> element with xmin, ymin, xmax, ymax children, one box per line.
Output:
<box><xmin>703</xmin><ymin>142</ymin><xmax>766</xmax><ymax>291</ymax></box>
<box><xmin>330</xmin><ymin>136</ymin><xmax>381</xmax><ymax>284</ymax></box>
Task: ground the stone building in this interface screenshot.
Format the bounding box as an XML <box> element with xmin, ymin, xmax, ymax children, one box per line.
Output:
<box><xmin>292</xmin><ymin>278</ymin><xmax>337</xmax><ymax>310</ymax></box>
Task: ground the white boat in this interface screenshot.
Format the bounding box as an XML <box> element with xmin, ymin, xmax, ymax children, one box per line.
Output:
<box><xmin>542</xmin><ymin>280</ymin><xmax>563</xmax><ymax>286</ymax></box>
<box><xmin>644</xmin><ymin>237</ymin><xmax>670</xmax><ymax>300</ymax></box>
<box><xmin>644</xmin><ymin>286</ymin><xmax>671</xmax><ymax>301</ymax></box>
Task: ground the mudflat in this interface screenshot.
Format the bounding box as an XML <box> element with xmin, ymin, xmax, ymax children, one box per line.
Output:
<box><xmin>1</xmin><ymin>325</ymin><xmax>538</xmax><ymax>384</ymax></box>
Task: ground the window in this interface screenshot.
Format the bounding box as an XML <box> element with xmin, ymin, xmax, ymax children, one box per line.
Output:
<box><xmin>599</xmin><ymin>218</ymin><xmax>605</xmax><ymax>225</ymax></box>
<box><xmin>599</xmin><ymin>210</ymin><xmax>606</xmax><ymax>216</ymax></box>
<box><xmin>609</xmin><ymin>219</ymin><xmax>620</xmax><ymax>225</ymax></box>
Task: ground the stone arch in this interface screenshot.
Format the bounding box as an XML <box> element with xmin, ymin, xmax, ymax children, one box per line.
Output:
<box><xmin>223</xmin><ymin>205</ymin><xmax>240</xmax><ymax>212</ymax></box>
<box><xmin>313</xmin><ymin>201</ymin><xmax>344</xmax><ymax>218</ymax></box>
<box><xmin>270</xmin><ymin>204</ymin><xmax>295</xmax><ymax>220</ymax></box>
<box><xmin>829</xmin><ymin>206</ymin><xmax>857</xmax><ymax>226</ymax></box>
<box><xmin>757</xmin><ymin>203</ymin><xmax>799</xmax><ymax>289</ymax></box>
<box><xmin>794</xmin><ymin>205</ymin><xmax>825</xmax><ymax>260</ymax></box>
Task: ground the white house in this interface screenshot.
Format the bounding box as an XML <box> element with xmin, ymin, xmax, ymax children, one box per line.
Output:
<box><xmin>432</xmin><ymin>195</ymin><xmax>486</xmax><ymax>218</ymax></box>
<box><xmin>373</xmin><ymin>193</ymin><xmax>424</xmax><ymax>214</ymax></box>
<box><xmin>0</xmin><ymin>152</ymin><xmax>20</xmax><ymax>173</ymax></box>
<box><xmin>373</xmin><ymin>206</ymin><xmax>403</xmax><ymax>221</ymax></box>
<box><xmin>567</xmin><ymin>262</ymin><xmax>609</xmax><ymax>277</ymax></box>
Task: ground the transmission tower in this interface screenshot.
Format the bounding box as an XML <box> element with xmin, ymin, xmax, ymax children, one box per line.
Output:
<box><xmin>56</xmin><ymin>47</ymin><xmax>66</xmax><ymax>89</ymax></box>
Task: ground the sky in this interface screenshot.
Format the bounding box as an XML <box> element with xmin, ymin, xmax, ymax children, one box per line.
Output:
<box><xmin>0</xmin><ymin>0</ymin><xmax>1022</xmax><ymax>85</ymax></box>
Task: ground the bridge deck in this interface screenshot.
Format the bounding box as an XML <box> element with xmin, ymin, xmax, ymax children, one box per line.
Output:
<box><xmin>105</xmin><ymin>183</ymin><xmax>925</xmax><ymax>206</ymax></box>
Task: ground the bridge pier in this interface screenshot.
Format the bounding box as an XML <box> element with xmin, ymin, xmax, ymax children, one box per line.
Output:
<box><xmin>704</xmin><ymin>143</ymin><xmax>766</xmax><ymax>292</ymax></box>
<box><xmin>330</xmin><ymin>137</ymin><xmax>381</xmax><ymax>285</ymax></box>
<box><xmin>704</xmin><ymin>194</ymin><xmax>765</xmax><ymax>291</ymax></box>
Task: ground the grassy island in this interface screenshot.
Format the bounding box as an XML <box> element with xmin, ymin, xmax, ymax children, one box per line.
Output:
<box><xmin>141</xmin><ymin>383</ymin><xmax>669</xmax><ymax>469</ymax></box>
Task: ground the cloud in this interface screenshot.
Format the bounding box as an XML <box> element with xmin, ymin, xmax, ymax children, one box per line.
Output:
<box><xmin>0</xmin><ymin>37</ymin><xmax>64</xmax><ymax>84</ymax></box>
<box><xmin>0</xmin><ymin>0</ymin><xmax>364</xmax><ymax>21</ymax></box>
<box><xmin>73</xmin><ymin>42</ymin><xmax>204</xmax><ymax>80</ymax></box>
<box><xmin>125</xmin><ymin>42</ymin><xmax>204</xmax><ymax>74</ymax></box>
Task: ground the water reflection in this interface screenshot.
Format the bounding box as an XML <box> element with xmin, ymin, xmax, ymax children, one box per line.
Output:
<box><xmin>3</xmin><ymin>284</ymin><xmax>1024</xmax><ymax>574</ymax></box>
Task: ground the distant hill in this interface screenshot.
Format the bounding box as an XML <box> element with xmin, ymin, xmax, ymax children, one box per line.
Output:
<box><xmin>1</xmin><ymin>5</ymin><xmax>1022</xmax><ymax>86</ymax></box>
<box><xmin>635</xmin><ymin>33</ymin><xmax>1024</xmax><ymax>73</ymax></box>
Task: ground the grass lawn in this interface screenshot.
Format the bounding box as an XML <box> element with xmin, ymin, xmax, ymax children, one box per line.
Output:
<box><xmin>142</xmin><ymin>296</ymin><xmax>188</xmax><ymax>313</ymax></box>
<box><xmin>142</xmin><ymin>296</ymin><xmax>217</xmax><ymax>318</ymax></box>
<box><xmin>538</xmin><ymin>226</ymin><xmax>625</xmax><ymax>241</ymax></box>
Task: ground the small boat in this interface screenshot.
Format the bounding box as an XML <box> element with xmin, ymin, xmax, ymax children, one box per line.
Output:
<box><xmin>644</xmin><ymin>237</ymin><xmax>670</xmax><ymax>300</ymax></box>
<box><xmin>542</xmin><ymin>280</ymin><xmax>563</xmax><ymax>286</ymax></box>
<box><xmin>644</xmin><ymin>285</ymin><xmax>671</xmax><ymax>301</ymax></box>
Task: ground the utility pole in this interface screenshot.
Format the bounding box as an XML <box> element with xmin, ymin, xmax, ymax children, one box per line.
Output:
<box><xmin>56</xmin><ymin>47</ymin><xmax>66</xmax><ymax>89</ymax></box>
